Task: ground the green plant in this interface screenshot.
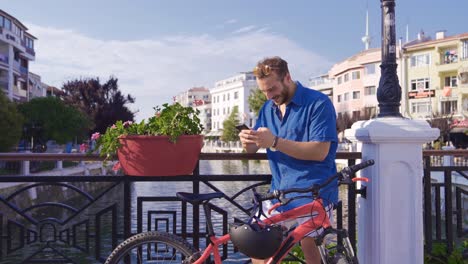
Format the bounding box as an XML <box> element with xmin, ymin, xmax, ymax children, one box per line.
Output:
<box><xmin>424</xmin><ymin>241</ymin><xmax>467</xmax><ymax>264</ymax></box>
<box><xmin>0</xmin><ymin>91</ymin><xmax>24</xmax><ymax>152</ymax></box>
<box><xmin>95</xmin><ymin>103</ymin><xmax>203</xmax><ymax>160</ymax></box>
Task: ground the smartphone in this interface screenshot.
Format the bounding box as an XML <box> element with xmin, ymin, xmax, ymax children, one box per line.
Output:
<box><xmin>235</xmin><ymin>124</ymin><xmax>250</xmax><ymax>131</ymax></box>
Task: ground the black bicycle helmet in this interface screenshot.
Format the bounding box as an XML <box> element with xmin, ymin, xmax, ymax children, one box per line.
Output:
<box><xmin>229</xmin><ymin>222</ymin><xmax>283</xmax><ymax>259</ymax></box>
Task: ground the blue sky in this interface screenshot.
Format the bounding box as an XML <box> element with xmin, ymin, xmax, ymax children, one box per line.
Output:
<box><xmin>2</xmin><ymin>0</ymin><xmax>467</xmax><ymax>121</ymax></box>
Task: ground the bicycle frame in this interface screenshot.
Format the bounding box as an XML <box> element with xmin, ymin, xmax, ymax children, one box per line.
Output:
<box><xmin>191</xmin><ymin>198</ymin><xmax>331</xmax><ymax>264</ymax></box>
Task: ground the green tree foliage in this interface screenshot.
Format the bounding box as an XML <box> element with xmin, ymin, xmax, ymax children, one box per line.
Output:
<box><xmin>0</xmin><ymin>92</ymin><xmax>24</xmax><ymax>152</ymax></box>
<box><xmin>18</xmin><ymin>97</ymin><xmax>91</xmax><ymax>144</ymax></box>
<box><xmin>248</xmin><ymin>87</ymin><xmax>267</xmax><ymax>116</ymax></box>
<box><xmin>221</xmin><ymin>106</ymin><xmax>240</xmax><ymax>142</ymax></box>
<box><xmin>61</xmin><ymin>77</ymin><xmax>135</xmax><ymax>134</ymax></box>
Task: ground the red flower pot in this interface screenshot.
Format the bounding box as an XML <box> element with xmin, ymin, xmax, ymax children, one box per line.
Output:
<box><xmin>117</xmin><ymin>135</ymin><xmax>203</xmax><ymax>176</ymax></box>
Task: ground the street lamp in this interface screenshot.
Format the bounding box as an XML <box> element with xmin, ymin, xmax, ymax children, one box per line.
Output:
<box><xmin>377</xmin><ymin>0</ymin><xmax>402</xmax><ymax>117</ymax></box>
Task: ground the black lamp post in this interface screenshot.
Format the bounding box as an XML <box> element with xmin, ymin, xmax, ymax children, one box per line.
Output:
<box><xmin>377</xmin><ymin>0</ymin><xmax>402</xmax><ymax>117</ymax></box>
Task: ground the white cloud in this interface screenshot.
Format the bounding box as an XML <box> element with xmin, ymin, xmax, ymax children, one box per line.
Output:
<box><xmin>27</xmin><ymin>23</ymin><xmax>333</xmax><ymax>121</ymax></box>
<box><xmin>232</xmin><ymin>25</ymin><xmax>257</xmax><ymax>34</ymax></box>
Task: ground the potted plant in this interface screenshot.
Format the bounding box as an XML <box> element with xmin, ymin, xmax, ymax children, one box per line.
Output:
<box><xmin>94</xmin><ymin>102</ymin><xmax>204</xmax><ymax>176</ymax></box>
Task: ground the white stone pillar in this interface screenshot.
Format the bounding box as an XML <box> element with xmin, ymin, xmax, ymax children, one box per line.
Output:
<box><xmin>345</xmin><ymin>117</ymin><xmax>439</xmax><ymax>264</ymax></box>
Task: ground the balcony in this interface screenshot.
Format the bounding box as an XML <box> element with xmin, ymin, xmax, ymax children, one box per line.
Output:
<box><xmin>0</xmin><ymin>53</ymin><xmax>8</xmax><ymax>65</ymax></box>
<box><xmin>12</xmin><ymin>85</ymin><xmax>27</xmax><ymax>98</ymax></box>
<box><xmin>20</xmin><ymin>65</ymin><xmax>28</xmax><ymax>78</ymax></box>
<box><xmin>436</xmin><ymin>60</ymin><xmax>460</xmax><ymax>73</ymax></box>
<box><xmin>0</xmin><ymin>79</ymin><xmax>8</xmax><ymax>91</ymax></box>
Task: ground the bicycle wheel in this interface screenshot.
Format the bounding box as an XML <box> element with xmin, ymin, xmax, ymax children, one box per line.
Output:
<box><xmin>318</xmin><ymin>229</ymin><xmax>358</xmax><ymax>264</ymax></box>
<box><xmin>105</xmin><ymin>231</ymin><xmax>198</xmax><ymax>264</ymax></box>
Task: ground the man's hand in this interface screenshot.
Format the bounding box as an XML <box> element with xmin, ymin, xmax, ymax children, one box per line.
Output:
<box><xmin>238</xmin><ymin>128</ymin><xmax>259</xmax><ymax>153</ymax></box>
<box><xmin>254</xmin><ymin>127</ymin><xmax>276</xmax><ymax>148</ymax></box>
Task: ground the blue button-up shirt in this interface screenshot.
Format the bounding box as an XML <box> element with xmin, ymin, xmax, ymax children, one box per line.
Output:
<box><xmin>254</xmin><ymin>81</ymin><xmax>338</xmax><ymax>211</ymax></box>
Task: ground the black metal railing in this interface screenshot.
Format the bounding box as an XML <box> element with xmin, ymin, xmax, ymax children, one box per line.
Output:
<box><xmin>0</xmin><ymin>150</ymin><xmax>466</xmax><ymax>263</ymax></box>
<box><xmin>423</xmin><ymin>150</ymin><xmax>468</xmax><ymax>255</ymax></box>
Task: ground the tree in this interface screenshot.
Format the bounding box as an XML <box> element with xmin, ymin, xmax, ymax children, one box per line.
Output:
<box><xmin>61</xmin><ymin>77</ymin><xmax>135</xmax><ymax>134</ymax></box>
<box><xmin>0</xmin><ymin>92</ymin><xmax>24</xmax><ymax>152</ymax></box>
<box><xmin>248</xmin><ymin>87</ymin><xmax>267</xmax><ymax>116</ymax></box>
<box><xmin>221</xmin><ymin>106</ymin><xmax>240</xmax><ymax>142</ymax></box>
<box><xmin>336</xmin><ymin>112</ymin><xmax>353</xmax><ymax>135</ymax></box>
<box><xmin>18</xmin><ymin>97</ymin><xmax>92</xmax><ymax>144</ymax></box>
<box><xmin>336</xmin><ymin>107</ymin><xmax>377</xmax><ymax>136</ymax></box>
<box><xmin>427</xmin><ymin>112</ymin><xmax>453</xmax><ymax>144</ymax></box>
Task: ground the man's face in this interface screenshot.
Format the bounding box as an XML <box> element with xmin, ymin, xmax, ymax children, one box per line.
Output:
<box><xmin>257</xmin><ymin>72</ymin><xmax>290</xmax><ymax>105</ymax></box>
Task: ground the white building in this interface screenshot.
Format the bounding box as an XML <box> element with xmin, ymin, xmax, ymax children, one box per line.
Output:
<box><xmin>210</xmin><ymin>72</ymin><xmax>258</xmax><ymax>132</ymax></box>
<box><xmin>0</xmin><ymin>9</ymin><xmax>36</xmax><ymax>102</ymax></box>
<box><xmin>174</xmin><ymin>86</ymin><xmax>212</xmax><ymax>133</ymax></box>
<box><xmin>28</xmin><ymin>72</ymin><xmax>47</xmax><ymax>100</ymax></box>
<box><xmin>309</xmin><ymin>73</ymin><xmax>333</xmax><ymax>100</ymax></box>
<box><xmin>174</xmin><ymin>86</ymin><xmax>211</xmax><ymax>107</ymax></box>
<box><xmin>193</xmin><ymin>100</ymin><xmax>212</xmax><ymax>133</ymax></box>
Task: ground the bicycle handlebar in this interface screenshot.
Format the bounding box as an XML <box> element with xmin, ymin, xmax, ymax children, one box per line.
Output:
<box><xmin>257</xmin><ymin>159</ymin><xmax>374</xmax><ymax>202</ymax></box>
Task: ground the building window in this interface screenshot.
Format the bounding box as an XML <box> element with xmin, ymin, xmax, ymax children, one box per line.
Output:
<box><xmin>344</xmin><ymin>73</ymin><xmax>349</xmax><ymax>82</ymax></box>
<box><xmin>223</xmin><ymin>94</ymin><xmax>225</xmax><ymax>101</ymax></box>
<box><xmin>234</xmin><ymin>91</ymin><xmax>239</xmax><ymax>99</ymax></box>
<box><xmin>364</xmin><ymin>86</ymin><xmax>376</xmax><ymax>95</ymax></box>
<box><xmin>337</xmin><ymin>76</ymin><xmax>342</xmax><ymax>85</ymax></box>
<box><xmin>410</xmin><ymin>54</ymin><xmax>431</xmax><ymax>67</ymax></box>
<box><xmin>364</xmin><ymin>63</ymin><xmax>376</xmax><ymax>75</ymax></box>
<box><xmin>462</xmin><ymin>40</ymin><xmax>468</xmax><ymax>60</ymax></box>
<box><xmin>352</xmin><ymin>91</ymin><xmax>360</xmax><ymax>99</ymax></box>
<box><xmin>337</xmin><ymin>95</ymin><xmax>342</xmax><ymax>103</ymax></box>
<box><xmin>344</xmin><ymin>93</ymin><xmax>349</xmax><ymax>101</ymax></box>
<box><xmin>4</xmin><ymin>18</ymin><xmax>11</xmax><ymax>30</ymax></box>
<box><xmin>352</xmin><ymin>71</ymin><xmax>360</xmax><ymax>80</ymax></box>
<box><xmin>227</xmin><ymin>93</ymin><xmax>230</xmax><ymax>100</ymax></box>
<box><xmin>411</xmin><ymin>101</ymin><xmax>431</xmax><ymax>113</ymax></box>
<box><xmin>0</xmin><ymin>16</ymin><xmax>3</xmax><ymax>27</ymax></box>
<box><xmin>444</xmin><ymin>76</ymin><xmax>457</xmax><ymax>87</ymax></box>
<box><xmin>410</xmin><ymin>78</ymin><xmax>430</xmax><ymax>91</ymax></box>
<box><xmin>441</xmin><ymin>100</ymin><xmax>457</xmax><ymax>115</ymax></box>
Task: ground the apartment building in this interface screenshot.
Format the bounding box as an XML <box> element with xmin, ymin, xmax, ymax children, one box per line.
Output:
<box><xmin>309</xmin><ymin>74</ymin><xmax>333</xmax><ymax>100</ymax></box>
<box><xmin>328</xmin><ymin>48</ymin><xmax>400</xmax><ymax>119</ymax></box>
<box><xmin>174</xmin><ymin>87</ymin><xmax>212</xmax><ymax>133</ymax></box>
<box><xmin>0</xmin><ymin>9</ymin><xmax>36</xmax><ymax>102</ymax></box>
<box><xmin>403</xmin><ymin>31</ymin><xmax>468</xmax><ymax>119</ymax></box>
<box><xmin>28</xmin><ymin>72</ymin><xmax>47</xmax><ymax>99</ymax></box>
<box><xmin>210</xmin><ymin>72</ymin><xmax>257</xmax><ymax>132</ymax></box>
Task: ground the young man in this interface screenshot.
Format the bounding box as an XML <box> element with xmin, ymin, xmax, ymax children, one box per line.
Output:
<box><xmin>239</xmin><ymin>56</ymin><xmax>338</xmax><ymax>264</ymax></box>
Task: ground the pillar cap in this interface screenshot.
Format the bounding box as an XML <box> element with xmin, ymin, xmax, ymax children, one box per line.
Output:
<box><xmin>345</xmin><ymin>117</ymin><xmax>439</xmax><ymax>143</ymax></box>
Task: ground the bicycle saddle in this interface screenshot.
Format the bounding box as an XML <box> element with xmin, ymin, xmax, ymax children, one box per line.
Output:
<box><xmin>176</xmin><ymin>192</ymin><xmax>223</xmax><ymax>205</ymax></box>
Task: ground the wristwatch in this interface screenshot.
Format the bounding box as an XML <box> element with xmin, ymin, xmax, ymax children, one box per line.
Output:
<box><xmin>269</xmin><ymin>136</ymin><xmax>279</xmax><ymax>151</ymax></box>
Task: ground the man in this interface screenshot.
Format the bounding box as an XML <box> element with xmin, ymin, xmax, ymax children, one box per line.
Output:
<box><xmin>239</xmin><ymin>56</ymin><xmax>338</xmax><ymax>264</ymax></box>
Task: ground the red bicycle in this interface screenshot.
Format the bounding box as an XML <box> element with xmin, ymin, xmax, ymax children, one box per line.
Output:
<box><xmin>105</xmin><ymin>160</ymin><xmax>374</xmax><ymax>264</ymax></box>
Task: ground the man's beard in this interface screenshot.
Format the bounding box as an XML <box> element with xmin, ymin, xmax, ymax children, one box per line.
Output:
<box><xmin>272</xmin><ymin>82</ymin><xmax>290</xmax><ymax>105</ymax></box>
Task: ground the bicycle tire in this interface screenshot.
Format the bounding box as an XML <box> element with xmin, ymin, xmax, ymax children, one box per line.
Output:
<box><xmin>105</xmin><ymin>231</ymin><xmax>198</xmax><ymax>264</ymax></box>
<box><xmin>318</xmin><ymin>229</ymin><xmax>359</xmax><ymax>264</ymax></box>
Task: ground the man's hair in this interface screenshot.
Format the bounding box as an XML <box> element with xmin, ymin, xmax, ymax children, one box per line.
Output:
<box><xmin>254</xmin><ymin>56</ymin><xmax>289</xmax><ymax>80</ymax></box>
